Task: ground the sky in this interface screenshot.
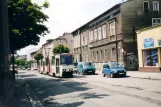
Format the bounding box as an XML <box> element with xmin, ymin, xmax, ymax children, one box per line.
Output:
<box><xmin>17</xmin><ymin>0</ymin><xmax>123</xmax><ymax>55</ymax></box>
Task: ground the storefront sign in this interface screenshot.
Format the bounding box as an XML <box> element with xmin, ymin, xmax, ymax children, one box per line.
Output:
<box><xmin>158</xmin><ymin>40</ymin><xmax>161</xmax><ymax>46</ymax></box>
<box><xmin>144</xmin><ymin>38</ymin><xmax>154</xmax><ymax>48</ymax></box>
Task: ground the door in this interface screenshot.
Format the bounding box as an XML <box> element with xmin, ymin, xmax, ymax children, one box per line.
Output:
<box><xmin>103</xmin><ymin>64</ymin><xmax>110</xmax><ymax>75</ymax></box>
<box><xmin>56</xmin><ymin>58</ymin><xmax>60</xmax><ymax>74</ymax></box>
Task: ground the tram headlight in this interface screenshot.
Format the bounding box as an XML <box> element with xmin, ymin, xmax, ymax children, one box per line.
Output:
<box><xmin>69</xmin><ymin>68</ymin><xmax>73</xmax><ymax>71</ymax></box>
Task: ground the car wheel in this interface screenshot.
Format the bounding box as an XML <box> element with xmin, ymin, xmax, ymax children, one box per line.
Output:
<box><xmin>81</xmin><ymin>71</ymin><xmax>84</xmax><ymax>75</ymax></box>
<box><xmin>123</xmin><ymin>73</ymin><xmax>126</xmax><ymax>77</ymax></box>
<box><xmin>102</xmin><ymin>72</ymin><xmax>105</xmax><ymax>77</ymax></box>
<box><xmin>110</xmin><ymin>73</ymin><xmax>114</xmax><ymax>78</ymax></box>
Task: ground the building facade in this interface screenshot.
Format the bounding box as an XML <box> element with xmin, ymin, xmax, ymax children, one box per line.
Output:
<box><xmin>72</xmin><ymin>0</ymin><xmax>161</xmax><ymax>70</ymax></box>
<box><xmin>137</xmin><ymin>25</ymin><xmax>161</xmax><ymax>72</ymax></box>
<box><xmin>30</xmin><ymin>50</ymin><xmax>38</xmax><ymax>70</ymax></box>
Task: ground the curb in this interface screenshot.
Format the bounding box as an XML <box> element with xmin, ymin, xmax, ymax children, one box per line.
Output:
<box><xmin>21</xmin><ymin>78</ymin><xmax>44</xmax><ymax>107</ymax></box>
<box><xmin>96</xmin><ymin>72</ymin><xmax>161</xmax><ymax>81</ymax></box>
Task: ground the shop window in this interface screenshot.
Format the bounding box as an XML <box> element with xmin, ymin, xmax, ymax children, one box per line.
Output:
<box><xmin>143</xmin><ymin>49</ymin><xmax>158</xmax><ymax>66</ymax></box>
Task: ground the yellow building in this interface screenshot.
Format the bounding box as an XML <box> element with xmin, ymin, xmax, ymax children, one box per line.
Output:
<box><xmin>137</xmin><ymin>25</ymin><xmax>161</xmax><ymax>72</ymax></box>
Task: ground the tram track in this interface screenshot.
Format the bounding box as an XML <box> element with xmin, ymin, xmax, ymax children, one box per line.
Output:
<box><xmin>59</xmin><ymin>75</ymin><xmax>161</xmax><ymax>106</ymax></box>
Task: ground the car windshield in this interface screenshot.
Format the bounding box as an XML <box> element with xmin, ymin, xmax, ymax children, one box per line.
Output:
<box><xmin>61</xmin><ymin>55</ymin><xmax>73</xmax><ymax>65</ymax></box>
<box><xmin>73</xmin><ymin>63</ymin><xmax>77</xmax><ymax>66</ymax></box>
<box><xmin>83</xmin><ymin>62</ymin><xmax>92</xmax><ymax>66</ymax></box>
<box><xmin>109</xmin><ymin>63</ymin><xmax>120</xmax><ymax>69</ymax></box>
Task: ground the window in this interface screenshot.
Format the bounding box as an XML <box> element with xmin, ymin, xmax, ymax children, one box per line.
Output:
<box><xmin>82</xmin><ymin>37</ymin><xmax>85</xmax><ymax>45</ymax></box>
<box><xmin>109</xmin><ymin>22</ymin><xmax>115</xmax><ymax>36</ymax></box>
<box><xmin>103</xmin><ymin>64</ymin><xmax>110</xmax><ymax>69</ymax></box>
<box><xmin>143</xmin><ymin>1</ymin><xmax>149</xmax><ymax>11</ymax></box>
<box><xmin>94</xmin><ymin>29</ymin><xmax>98</xmax><ymax>41</ymax></box>
<box><xmin>153</xmin><ymin>1</ymin><xmax>159</xmax><ymax>11</ymax></box>
<box><xmin>111</xmin><ymin>48</ymin><xmax>116</xmax><ymax>60</ymax></box>
<box><xmin>93</xmin><ymin>51</ymin><xmax>95</xmax><ymax>62</ymax></box>
<box><xmin>102</xmin><ymin>25</ymin><xmax>106</xmax><ymax>38</ymax></box>
<box><xmin>143</xmin><ymin>49</ymin><xmax>158</xmax><ymax>66</ymax></box>
<box><xmin>152</xmin><ymin>18</ymin><xmax>161</xmax><ymax>26</ymax></box>
<box><xmin>98</xmin><ymin>27</ymin><xmax>102</xmax><ymax>40</ymax></box>
<box><xmin>96</xmin><ymin>51</ymin><xmax>99</xmax><ymax>62</ymax></box>
<box><xmin>101</xmin><ymin>50</ymin><xmax>104</xmax><ymax>61</ymax></box>
<box><xmin>110</xmin><ymin>35</ymin><xmax>115</xmax><ymax>41</ymax></box>
<box><xmin>90</xmin><ymin>30</ymin><xmax>94</xmax><ymax>42</ymax></box>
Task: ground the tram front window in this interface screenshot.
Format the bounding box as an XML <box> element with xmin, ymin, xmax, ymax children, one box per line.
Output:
<box><xmin>61</xmin><ymin>55</ymin><xmax>73</xmax><ymax>65</ymax></box>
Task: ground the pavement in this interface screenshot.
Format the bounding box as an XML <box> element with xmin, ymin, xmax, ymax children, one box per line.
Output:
<box><xmin>96</xmin><ymin>70</ymin><xmax>161</xmax><ymax>80</ymax></box>
<box><xmin>17</xmin><ymin>70</ymin><xmax>161</xmax><ymax>107</ymax></box>
<box><xmin>9</xmin><ymin>73</ymin><xmax>43</xmax><ymax>107</ymax></box>
<box><xmin>14</xmin><ymin>79</ymin><xmax>32</xmax><ymax>107</ymax></box>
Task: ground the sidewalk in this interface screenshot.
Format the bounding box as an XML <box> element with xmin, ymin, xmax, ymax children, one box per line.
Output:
<box><xmin>14</xmin><ymin>79</ymin><xmax>32</xmax><ymax>107</ymax></box>
<box><xmin>127</xmin><ymin>71</ymin><xmax>161</xmax><ymax>80</ymax></box>
<box><xmin>96</xmin><ymin>71</ymin><xmax>161</xmax><ymax>80</ymax></box>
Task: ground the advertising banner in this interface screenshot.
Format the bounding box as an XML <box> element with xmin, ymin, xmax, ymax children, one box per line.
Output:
<box><xmin>144</xmin><ymin>38</ymin><xmax>154</xmax><ymax>48</ymax></box>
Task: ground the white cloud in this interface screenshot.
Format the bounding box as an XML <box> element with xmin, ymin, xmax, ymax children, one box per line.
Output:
<box><xmin>17</xmin><ymin>0</ymin><xmax>121</xmax><ymax>55</ymax></box>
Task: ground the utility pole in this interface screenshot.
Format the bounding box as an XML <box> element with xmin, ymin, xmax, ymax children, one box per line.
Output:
<box><xmin>116</xmin><ymin>34</ymin><xmax>119</xmax><ymax>63</ymax></box>
<box><xmin>0</xmin><ymin>0</ymin><xmax>12</xmax><ymax>106</ymax></box>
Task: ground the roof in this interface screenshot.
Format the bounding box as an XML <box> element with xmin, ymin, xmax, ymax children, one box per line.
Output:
<box><xmin>136</xmin><ymin>24</ymin><xmax>161</xmax><ymax>34</ymax></box>
<box><xmin>71</xmin><ymin>3</ymin><xmax>122</xmax><ymax>35</ymax></box>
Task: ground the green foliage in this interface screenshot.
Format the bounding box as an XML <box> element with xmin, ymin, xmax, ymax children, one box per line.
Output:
<box><xmin>7</xmin><ymin>0</ymin><xmax>49</xmax><ymax>53</ymax></box>
<box><xmin>15</xmin><ymin>59</ymin><xmax>30</xmax><ymax>68</ymax></box>
<box><xmin>53</xmin><ymin>45</ymin><xmax>70</xmax><ymax>55</ymax></box>
<box><xmin>34</xmin><ymin>53</ymin><xmax>44</xmax><ymax>63</ymax></box>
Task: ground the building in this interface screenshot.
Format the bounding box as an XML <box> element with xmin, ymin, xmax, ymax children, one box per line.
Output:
<box><xmin>72</xmin><ymin>0</ymin><xmax>161</xmax><ymax>70</ymax></box>
<box><xmin>27</xmin><ymin>48</ymin><xmax>38</xmax><ymax>61</ymax></box>
<box><xmin>30</xmin><ymin>50</ymin><xmax>38</xmax><ymax>70</ymax></box>
<box><xmin>16</xmin><ymin>55</ymin><xmax>27</xmax><ymax>60</ymax></box>
<box><xmin>52</xmin><ymin>33</ymin><xmax>73</xmax><ymax>54</ymax></box>
<box><xmin>137</xmin><ymin>25</ymin><xmax>161</xmax><ymax>72</ymax></box>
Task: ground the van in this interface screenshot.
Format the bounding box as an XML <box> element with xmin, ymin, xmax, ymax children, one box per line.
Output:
<box><xmin>77</xmin><ymin>62</ymin><xmax>95</xmax><ymax>75</ymax></box>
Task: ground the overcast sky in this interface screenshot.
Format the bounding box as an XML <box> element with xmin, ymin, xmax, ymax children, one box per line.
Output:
<box><xmin>17</xmin><ymin>0</ymin><xmax>123</xmax><ymax>55</ymax></box>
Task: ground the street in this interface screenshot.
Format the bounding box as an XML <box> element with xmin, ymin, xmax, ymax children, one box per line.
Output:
<box><xmin>19</xmin><ymin>70</ymin><xmax>161</xmax><ymax>107</ymax></box>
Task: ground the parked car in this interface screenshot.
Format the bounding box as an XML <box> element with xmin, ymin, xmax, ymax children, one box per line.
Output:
<box><xmin>10</xmin><ymin>65</ymin><xmax>18</xmax><ymax>73</ymax></box>
<box><xmin>22</xmin><ymin>67</ymin><xmax>26</xmax><ymax>70</ymax></box>
<box><xmin>73</xmin><ymin>63</ymin><xmax>78</xmax><ymax>73</ymax></box>
<box><xmin>77</xmin><ymin>62</ymin><xmax>95</xmax><ymax>75</ymax></box>
<box><xmin>102</xmin><ymin>62</ymin><xmax>126</xmax><ymax>78</ymax></box>
<box><xmin>27</xmin><ymin>68</ymin><xmax>31</xmax><ymax>71</ymax></box>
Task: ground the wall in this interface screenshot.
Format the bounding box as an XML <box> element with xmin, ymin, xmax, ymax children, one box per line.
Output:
<box><xmin>137</xmin><ymin>25</ymin><xmax>161</xmax><ymax>67</ymax></box>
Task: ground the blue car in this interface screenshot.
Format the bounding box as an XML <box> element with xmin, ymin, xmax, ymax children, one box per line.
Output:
<box><xmin>102</xmin><ymin>62</ymin><xmax>126</xmax><ymax>78</ymax></box>
<box><xmin>77</xmin><ymin>62</ymin><xmax>96</xmax><ymax>75</ymax></box>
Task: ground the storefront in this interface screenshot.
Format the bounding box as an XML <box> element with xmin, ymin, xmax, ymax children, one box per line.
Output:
<box><xmin>137</xmin><ymin>25</ymin><xmax>161</xmax><ymax>72</ymax></box>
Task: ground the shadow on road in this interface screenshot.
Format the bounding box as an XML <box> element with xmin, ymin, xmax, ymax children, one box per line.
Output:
<box><xmin>79</xmin><ymin>92</ymin><xmax>109</xmax><ymax>99</ymax></box>
<box><xmin>21</xmin><ymin>72</ymin><xmax>109</xmax><ymax>106</ymax></box>
<box><xmin>116</xmin><ymin>76</ymin><xmax>131</xmax><ymax>78</ymax></box>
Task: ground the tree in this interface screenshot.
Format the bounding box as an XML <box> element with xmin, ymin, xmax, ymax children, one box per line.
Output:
<box><xmin>53</xmin><ymin>45</ymin><xmax>70</xmax><ymax>55</ymax></box>
<box><xmin>34</xmin><ymin>53</ymin><xmax>44</xmax><ymax>63</ymax></box>
<box><xmin>7</xmin><ymin>0</ymin><xmax>49</xmax><ymax>54</ymax></box>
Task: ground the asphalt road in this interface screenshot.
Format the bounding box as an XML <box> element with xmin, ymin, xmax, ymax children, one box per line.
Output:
<box><xmin>18</xmin><ymin>70</ymin><xmax>161</xmax><ymax>107</ymax></box>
